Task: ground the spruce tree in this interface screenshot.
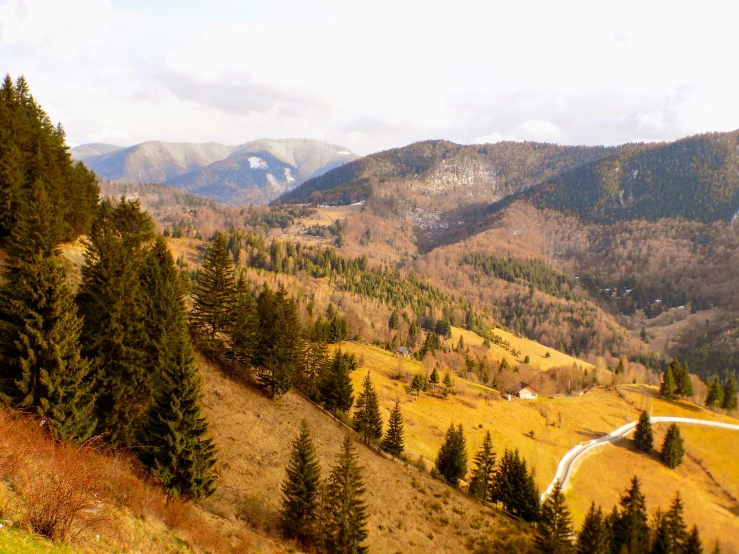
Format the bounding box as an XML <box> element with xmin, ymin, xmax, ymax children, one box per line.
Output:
<box><xmin>256</xmin><ymin>285</ymin><xmax>302</xmax><ymax>399</ymax></box>
<box><xmin>577</xmin><ymin>502</ymin><xmax>608</xmax><ymax>554</ymax></box>
<box><xmin>684</xmin><ymin>525</ymin><xmax>703</xmax><ymax>554</ymax></box>
<box><xmin>535</xmin><ymin>480</ymin><xmax>573</xmax><ymax>554</ymax></box>
<box><xmin>321</xmin><ymin>350</ymin><xmax>355</xmax><ymax>415</ymax></box>
<box><xmin>723</xmin><ymin>377</ymin><xmax>738</xmax><ymax>411</ymax></box>
<box><xmin>651</xmin><ymin>509</ymin><xmax>671</xmax><ymax>554</ymax></box>
<box><xmin>299</xmin><ymin>319</ymin><xmax>330</xmax><ymax>401</ymax></box>
<box><xmin>411</xmin><ymin>373</ymin><xmax>427</xmax><ymax>397</ymax></box>
<box><xmin>611</xmin><ymin>476</ymin><xmax>650</xmax><ymax>554</ymax></box>
<box><xmin>429</xmin><ymin>366</ymin><xmax>440</xmax><ymax>386</ymax></box>
<box><xmin>281</xmin><ymin>420</ymin><xmax>322</xmax><ymax>544</ymax></box>
<box><xmin>77</xmin><ymin>199</ymin><xmax>154</xmax><ymax>448</ymax></box>
<box><xmin>675</xmin><ymin>361</ymin><xmax>693</xmax><ymax>398</ymax></box>
<box><xmin>191</xmin><ymin>232</ymin><xmax>235</xmax><ymax>356</ymax></box>
<box><xmin>353</xmin><ymin>371</ymin><xmax>383</xmax><ymax>444</ymax></box>
<box><xmin>229</xmin><ymin>276</ymin><xmax>259</xmax><ymax>375</ymax></box>
<box><xmin>0</xmin><ymin>184</ymin><xmax>96</xmax><ymax>442</ymax></box>
<box><xmin>660</xmin><ymin>366</ymin><xmax>676</xmax><ymax>400</ymax></box>
<box><xmin>705</xmin><ymin>376</ymin><xmax>724</xmax><ymax>408</ymax></box>
<box><xmin>660</xmin><ymin>424</ymin><xmax>685</xmax><ymax>469</ymax></box>
<box><xmin>469</xmin><ymin>431</ymin><xmax>496</xmax><ymax>502</ymax></box>
<box><xmin>435</xmin><ymin>423</ymin><xmax>468</xmax><ymax>487</ymax></box>
<box><xmin>140</xmin><ymin>316</ymin><xmax>217</xmax><ymax>500</ymax></box>
<box><xmin>444</xmin><ymin>371</ymin><xmax>453</xmax><ymax>387</ymax></box>
<box><xmin>616</xmin><ymin>359</ymin><xmax>625</xmax><ymax>375</ymax></box>
<box><xmin>664</xmin><ymin>492</ymin><xmax>689</xmax><ymax>552</ymax></box>
<box><xmin>633</xmin><ymin>410</ymin><xmax>654</xmax><ymax>453</ymax></box>
<box><xmin>319</xmin><ymin>435</ymin><xmax>368</xmax><ymax>554</ymax></box>
<box><xmin>381</xmin><ymin>400</ymin><xmax>405</xmax><ymax>458</ymax></box>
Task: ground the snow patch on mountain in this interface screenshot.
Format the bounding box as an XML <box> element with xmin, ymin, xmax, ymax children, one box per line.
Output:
<box><xmin>248</xmin><ymin>156</ymin><xmax>267</xmax><ymax>169</ymax></box>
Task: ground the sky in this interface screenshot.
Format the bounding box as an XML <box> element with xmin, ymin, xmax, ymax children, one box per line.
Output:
<box><xmin>1</xmin><ymin>0</ymin><xmax>738</xmax><ymax>155</ymax></box>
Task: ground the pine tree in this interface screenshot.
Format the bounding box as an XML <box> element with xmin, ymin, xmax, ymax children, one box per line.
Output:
<box><xmin>229</xmin><ymin>276</ymin><xmax>259</xmax><ymax>375</ymax></box>
<box><xmin>535</xmin><ymin>480</ymin><xmax>573</xmax><ymax>554</ymax></box>
<box><xmin>660</xmin><ymin>366</ymin><xmax>676</xmax><ymax>400</ymax></box>
<box><xmin>0</xmin><ymin>184</ymin><xmax>96</xmax><ymax>442</ymax></box>
<box><xmin>705</xmin><ymin>376</ymin><xmax>724</xmax><ymax>408</ymax></box>
<box><xmin>320</xmin><ymin>350</ymin><xmax>355</xmax><ymax>414</ymax></box>
<box><xmin>381</xmin><ymin>400</ymin><xmax>405</xmax><ymax>458</ymax></box>
<box><xmin>256</xmin><ymin>285</ymin><xmax>302</xmax><ymax>399</ymax></box>
<box><xmin>429</xmin><ymin>366</ymin><xmax>440</xmax><ymax>386</ymax></box>
<box><xmin>577</xmin><ymin>503</ymin><xmax>608</xmax><ymax>554</ymax></box>
<box><xmin>435</xmin><ymin>423</ymin><xmax>468</xmax><ymax>487</ymax></box>
<box><xmin>299</xmin><ymin>319</ymin><xmax>330</xmax><ymax>401</ymax></box>
<box><xmin>191</xmin><ymin>232</ymin><xmax>235</xmax><ymax>356</ymax></box>
<box><xmin>468</xmin><ymin>431</ymin><xmax>496</xmax><ymax>502</ymax></box>
<box><xmin>651</xmin><ymin>509</ymin><xmax>671</xmax><ymax>554</ymax></box>
<box><xmin>723</xmin><ymin>377</ymin><xmax>738</xmax><ymax>411</ymax></box>
<box><xmin>410</xmin><ymin>373</ymin><xmax>427</xmax><ymax>397</ymax></box>
<box><xmin>140</xmin><ymin>317</ymin><xmax>217</xmax><ymax>500</ymax></box>
<box><xmin>675</xmin><ymin>361</ymin><xmax>693</xmax><ymax>398</ymax></box>
<box><xmin>660</xmin><ymin>424</ymin><xmax>685</xmax><ymax>469</ymax></box>
<box><xmin>353</xmin><ymin>371</ymin><xmax>383</xmax><ymax>444</ymax></box>
<box><xmin>388</xmin><ymin>310</ymin><xmax>399</xmax><ymax>330</ymax></box>
<box><xmin>444</xmin><ymin>371</ymin><xmax>453</xmax><ymax>387</ymax></box>
<box><xmin>664</xmin><ymin>492</ymin><xmax>689</xmax><ymax>552</ymax></box>
<box><xmin>319</xmin><ymin>435</ymin><xmax>368</xmax><ymax>554</ymax></box>
<box><xmin>633</xmin><ymin>410</ymin><xmax>654</xmax><ymax>453</ymax></box>
<box><xmin>76</xmin><ymin>199</ymin><xmax>154</xmax><ymax>448</ymax></box>
<box><xmin>616</xmin><ymin>359</ymin><xmax>625</xmax><ymax>375</ymax></box>
<box><xmin>611</xmin><ymin>476</ymin><xmax>650</xmax><ymax>554</ymax></box>
<box><xmin>684</xmin><ymin>525</ymin><xmax>703</xmax><ymax>554</ymax></box>
<box><xmin>281</xmin><ymin>420</ymin><xmax>322</xmax><ymax>544</ymax></box>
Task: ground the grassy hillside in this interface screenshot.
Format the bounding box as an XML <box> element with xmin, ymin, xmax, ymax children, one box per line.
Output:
<box><xmin>331</xmin><ymin>340</ymin><xmax>739</xmax><ymax>551</ymax></box>
<box><xmin>198</xmin><ymin>356</ymin><xmax>535</xmax><ymax>554</ymax></box>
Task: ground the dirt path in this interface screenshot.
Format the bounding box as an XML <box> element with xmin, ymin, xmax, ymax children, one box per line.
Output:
<box><xmin>543</xmin><ymin>416</ymin><xmax>739</xmax><ymax>500</ymax></box>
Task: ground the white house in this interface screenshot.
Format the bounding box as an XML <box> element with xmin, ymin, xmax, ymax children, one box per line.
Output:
<box><xmin>511</xmin><ymin>382</ymin><xmax>538</xmax><ymax>400</ymax></box>
<box><xmin>397</xmin><ymin>346</ymin><xmax>411</xmax><ymax>359</ymax></box>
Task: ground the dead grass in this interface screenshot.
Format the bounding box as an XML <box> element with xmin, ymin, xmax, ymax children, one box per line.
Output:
<box><xmin>198</xmin><ymin>355</ymin><xmax>535</xmax><ymax>553</ymax></box>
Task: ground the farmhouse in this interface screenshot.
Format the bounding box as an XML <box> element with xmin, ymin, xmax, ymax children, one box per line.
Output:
<box><xmin>397</xmin><ymin>346</ymin><xmax>411</xmax><ymax>359</ymax></box>
<box><xmin>509</xmin><ymin>382</ymin><xmax>538</xmax><ymax>400</ymax></box>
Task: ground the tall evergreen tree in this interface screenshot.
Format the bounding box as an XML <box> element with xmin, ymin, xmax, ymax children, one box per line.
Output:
<box><xmin>634</xmin><ymin>410</ymin><xmax>654</xmax><ymax>453</ymax></box>
<box><xmin>429</xmin><ymin>366</ymin><xmax>440</xmax><ymax>386</ymax></box>
<box><xmin>76</xmin><ymin>199</ymin><xmax>154</xmax><ymax>448</ymax></box>
<box><xmin>281</xmin><ymin>420</ymin><xmax>322</xmax><ymax>544</ymax></box>
<box><xmin>353</xmin><ymin>371</ymin><xmax>383</xmax><ymax>444</ymax></box>
<box><xmin>705</xmin><ymin>376</ymin><xmax>724</xmax><ymax>408</ymax></box>
<box><xmin>191</xmin><ymin>232</ymin><xmax>235</xmax><ymax>356</ymax></box>
<box><xmin>319</xmin><ymin>435</ymin><xmax>368</xmax><ymax>554</ymax></box>
<box><xmin>660</xmin><ymin>366</ymin><xmax>676</xmax><ymax>400</ymax></box>
<box><xmin>299</xmin><ymin>318</ymin><xmax>330</xmax><ymax>401</ymax></box>
<box><xmin>664</xmin><ymin>492</ymin><xmax>689</xmax><ymax>552</ymax></box>
<box><xmin>492</xmin><ymin>448</ymin><xmax>541</xmax><ymax>522</ymax></box>
<box><xmin>381</xmin><ymin>400</ymin><xmax>405</xmax><ymax>458</ymax></box>
<box><xmin>435</xmin><ymin>423</ymin><xmax>468</xmax><ymax>487</ymax></box>
<box><xmin>577</xmin><ymin>502</ymin><xmax>608</xmax><ymax>554</ymax></box>
<box><xmin>469</xmin><ymin>431</ymin><xmax>496</xmax><ymax>502</ymax></box>
<box><xmin>140</xmin><ymin>311</ymin><xmax>217</xmax><ymax>500</ymax></box>
<box><xmin>256</xmin><ymin>285</ymin><xmax>303</xmax><ymax>398</ymax></box>
<box><xmin>611</xmin><ymin>477</ymin><xmax>650</xmax><ymax>554</ymax></box>
<box><xmin>660</xmin><ymin>424</ymin><xmax>685</xmax><ymax>469</ymax></box>
<box><xmin>320</xmin><ymin>350</ymin><xmax>355</xmax><ymax>415</ymax></box>
<box><xmin>410</xmin><ymin>373</ymin><xmax>427</xmax><ymax>396</ymax></box>
<box><xmin>722</xmin><ymin>377</ymin><xmax>738</xmax><ymax>411</ymax></box>
<box><xmin>684</xmin><ymin>526</ymin><xmax>703</xmax><ymax>554</ymax></box>
<box><xmin>674</xmin><ymin>361</ymin><xmax>693</xmax><ymax>398</ymax></box>
<box><xmin>0</xmin><ymin>184</ymin><xmax>96</xmax><ymax>442</ymax></box>
<box><xmin>228</xmin><ymin>276</ymin><xmax>259</xmax><ymax>375</ymax></box>
<box><xmin>651</xmin><ymin>509</ymin><xmax>671</xmax><ymax>554</ymax></box>
<box><xmin>535</xmin><ymin>480</ymin><xmax>573</xmax><ymax>554</ymax></box>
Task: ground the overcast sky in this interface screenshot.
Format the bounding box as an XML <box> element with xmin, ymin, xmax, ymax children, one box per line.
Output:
<box><xmin>1</xmin><ymin>0</ymin><xmax>738</xmax><ymax>155</ymax></box>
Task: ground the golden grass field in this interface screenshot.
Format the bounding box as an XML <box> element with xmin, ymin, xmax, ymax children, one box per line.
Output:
<box><xmin>199</xmin><ymin>356</ymin><xmax>535</xmax><ymax>554</ymax></box>
<box><xmin>451</xmin><ymin>326</ymin><xmax>595</xmax><ymax>372</ymax></box>
<box><xmin>335</xmin><ymin>341</ymin><xmax>739</xmax><ymax>551</ymax></box>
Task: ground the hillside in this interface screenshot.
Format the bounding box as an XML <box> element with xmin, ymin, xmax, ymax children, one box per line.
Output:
<box><xmin>276</xmin><ymin>139</ymin><xmax>621</xmax><ymax>207</ymax></box>
<box><xmin>80</xmin><ymin>139</ymin><xmax>358</xmax><ymax>205</ymax></box>
<box><xmin>198</xmin><ymin>355</ymin><xmax>536</xmax><ymax>554</ymax></box>
<box><xmin>69</xmin><ymin>143</ymin><xmax>123</xmax><ymax>161</ymax></box>
<box><xmin>331</xmin><ymin>340</ymin><xmax>739</xmax><ymax>551</ymax></box>
<box><xmin>488</xmin><ymin>130</ymin><xmax>739</xmax><ymax>223</ymax></box>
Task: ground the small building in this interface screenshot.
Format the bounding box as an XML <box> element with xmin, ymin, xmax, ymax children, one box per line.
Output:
<box><xmin>510</xmin><ymin>382</ymin><xmax>538</xmax><ymax>400</ymax></box>
<box><xmin>397</xmin><ymin>346</ymin><xmax>411</xmax><ymax>359</ymax></box>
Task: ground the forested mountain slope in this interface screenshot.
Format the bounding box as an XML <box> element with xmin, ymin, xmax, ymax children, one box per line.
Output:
<box><xmin>488</xmin><ymin>130</ymin><xmax>739</xmax><ymax>223</ymax></box>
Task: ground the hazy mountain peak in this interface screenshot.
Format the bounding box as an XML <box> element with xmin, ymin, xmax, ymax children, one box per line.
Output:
<box><xmin>69</xmin><ymin>142</ymin><xmax>123</xmax><ymax>161</ymax></box>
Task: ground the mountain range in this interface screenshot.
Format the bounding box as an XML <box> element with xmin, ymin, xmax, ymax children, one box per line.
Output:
<box><xmin>72</xmin><ymin>138</ymin><xmax>358</xmax><ymax>205</ymax></box>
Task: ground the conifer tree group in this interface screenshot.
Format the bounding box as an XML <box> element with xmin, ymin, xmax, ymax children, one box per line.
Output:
<box><xmin>492</xmin><ymin>448</ymin><xmax>541</xmax><ymax>522</ymax></box>
<box><xmin>280</xmin><ymin>424</ymin><xmax>368</xmax><ymax>553</ymax></box>
<box><xmin>661</xmin><ymin>358</ymin><xmax>693</xmax><ymax>400</ymax></box>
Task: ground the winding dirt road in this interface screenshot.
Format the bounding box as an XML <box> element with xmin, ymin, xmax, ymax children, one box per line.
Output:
<box><xmin>542</xmin><ymin>416</ymin><xmax>739</xmax><ymax>500</ymax></box>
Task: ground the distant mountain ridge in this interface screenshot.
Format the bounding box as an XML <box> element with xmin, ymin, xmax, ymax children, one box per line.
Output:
<box><xmin>487</xmin><ymin>130</ymin><xmax>739</xmax><ymax>223</ymax></box>
<box><xmin>69</xmin><ymin>142</ymin><xmax>123</xmax><ymax>161</ymax></box>
<box><xmin>276</xmin><ymin>140</ymin><xmax>622</xmax><ymax>206</ymax></box>
<box><xmin>77</xmin><ymin>138</ymin><xmax>358</xmax><ymax>205</ymax></box>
